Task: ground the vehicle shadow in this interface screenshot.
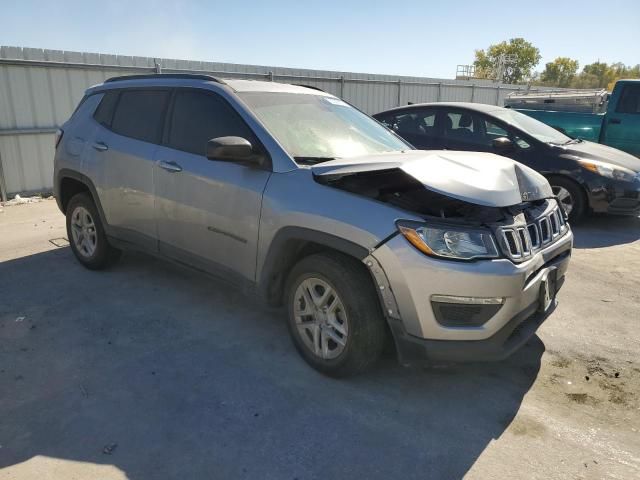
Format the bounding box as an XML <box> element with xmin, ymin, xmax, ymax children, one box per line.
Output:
<box><xmin>0</xmin><ymin>247</ymin><xmax>543</xmax><ymax>480</ymax></box>
<box><xmin>571</xmin><ymin>215</ymin><xmax>640</xmax><ymax>249</ymax></box>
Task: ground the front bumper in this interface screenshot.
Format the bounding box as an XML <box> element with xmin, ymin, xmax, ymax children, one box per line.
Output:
<box><xmin>586</xmin><ymin>177</ymin><xmax>640</xmax><ymax>215</ymax></box>
<box><xmin>371</xmin><ymin>227</ymin><xmax>572</xmax><ymax>365</ymax></box>
<box><xmin>387</xmin><ymin>282</ymin><xmax>561</xmax><ymax>364</ymax></box>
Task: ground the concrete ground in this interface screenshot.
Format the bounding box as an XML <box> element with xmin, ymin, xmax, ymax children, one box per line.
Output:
<box><xmin>0</xmin><ymin>199</ymin><xmax>639</xmax><ymax>480</ymax></box>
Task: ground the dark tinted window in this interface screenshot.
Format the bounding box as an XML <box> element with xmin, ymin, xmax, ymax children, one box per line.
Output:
<box><xmin>381</xmin><ymin>110</ymin><xmax>437</xmax><ymax>137</ymax></box>
<box><xmin>375</xmin><ymin>113</ymin><xmax>392</xmax><ymax>128</ymax></box>
<box><xmin>440</xmin><ymin>110</ymin><xmax>483</xmax><ymax>146</ymax></box>
<box><xmin>376</xmin><ymin>109</ymin><xmax>439</xmax><ymax>149</ymax></box>
<box><xmin>168</xmin><ymin>90</ymin><xmax>256</xmax><ymax>156</ymax></box>
<box><xmin>616</xmin><ymin>85</ymin><xmax>640</xmax><ymax>114</ymax></box>
<box><xmin>482</xmin><ymin>118</ymin><xmax>531</xmax><ymax>149</ymax></box>
<box><xmin>446</xmin><ymin>112</ymin><xmax>476</xmax><ymax>133</ymax></box>
<box><xmin>111</xmin><ymin>90</ymin><xmax>169</xmax><ymax>143</ymax></box>
<box><xmin>93</xmin><ymin>91</ymin><xmax>119</xmax><ymax>127</ymax></box>
<box><xmin>484</xmin><ymin>119</ymin><xmax>508</xmax><ymax>137</ymax></box>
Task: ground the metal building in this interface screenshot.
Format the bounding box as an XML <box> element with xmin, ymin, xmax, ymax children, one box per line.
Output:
<box><xmin>0</xmin><ymin>46</ymin><xmax>548</xmax><ymax>199</ymax></box>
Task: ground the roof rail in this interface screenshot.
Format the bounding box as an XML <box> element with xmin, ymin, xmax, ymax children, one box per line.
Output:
<box><xmin>104</xmin><ymin>73</ymin><xmax>224</xmax><ymax>84</ymax></box>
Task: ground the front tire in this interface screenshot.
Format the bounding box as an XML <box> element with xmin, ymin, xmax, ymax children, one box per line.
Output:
<box><xmin>549</xmin><ymin>176</ymin><xmax>586</xmax><ymax>222</ymax></box>
<box><xmin>66</xmin><ymin>192</ymin><xmax>121</xmax><ymax>270</ymax></box>
<box><xmin>285</xmin><ymin>252</ymin><xmax>387</xmax><ymax>377</ymax></box>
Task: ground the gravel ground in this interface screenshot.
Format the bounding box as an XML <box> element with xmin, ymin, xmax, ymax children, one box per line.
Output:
<box><xmin>0</xmin><ymin>200</ymin><xmax>639</xmax><ymax>480</ymax></box>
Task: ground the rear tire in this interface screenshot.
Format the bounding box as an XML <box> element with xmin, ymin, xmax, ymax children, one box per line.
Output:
<box><xmin>284</xmin><ymin>252</ymin><xmax>387</xmax><ymax>377</ymax></box>
<box><xmin>66</xmin><ymin>192</ymin><xmax>121</xmax><ymax>270</ymax></box>
<box><xmin>549</xmin><ymin>176</ymin><xmax>586</xmax><ymax>222</ymax></box>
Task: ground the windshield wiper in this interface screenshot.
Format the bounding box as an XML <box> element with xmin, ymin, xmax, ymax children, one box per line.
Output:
<box><xmin>294</xmin><ymin>156</ymin><xmax>337</xmax><ymax>165</ymax></box>
<box><xmin>563</xmin><ymin>138</ymin><xmax>583</xmax><ymax>145</ymax></box>
<box><xmin>549</xmin><ymin>138</ymin><xmax>582</xmax><ymax>146</ymax></box>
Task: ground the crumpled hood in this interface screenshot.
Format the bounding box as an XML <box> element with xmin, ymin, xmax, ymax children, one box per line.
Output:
<box><xmin>312</xmin><ymin>150</ymin><xmax>552</xmax><ymax>207</ymax></box>
<box><xmin>557</xmin><ymin>140</ymin><xmax>640</xmax><ymax>171</ymax></box>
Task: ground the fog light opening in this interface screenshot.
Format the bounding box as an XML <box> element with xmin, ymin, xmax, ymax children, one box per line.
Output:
<box><xmin>430</xmin><ymin>295</ymin><xmax>505</xmax><ymax>327</ymax></box>
<box><xmin>430</xmin><ymin>295</ymin><xmax>505</xmax><ymax>305</ymax></box>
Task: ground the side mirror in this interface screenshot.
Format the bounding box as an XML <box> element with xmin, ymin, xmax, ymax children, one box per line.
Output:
<box><xmin>206</xmin><ymin>136</ymin><xmax>264</xmax><ymax>167</ymax></box>
<box><xmin>492</xmin><ymin>137</ymin><xmax>513</xmax><ymax>153</ymax></box>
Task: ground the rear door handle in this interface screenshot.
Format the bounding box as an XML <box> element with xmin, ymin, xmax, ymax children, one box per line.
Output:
<box><xmin>159</xmin><ymin>161</ymin><xmax>183</xmax><ymax>173</ymax></box>
<box><xmin>92</xmin><ymin>141</ymin><xmax>108</xmax><ymax>151</ymax></box>
<box><xmin>609</xmin><ymin>118</ymin><xmax>622</xmax><ymax>124</ymax></box>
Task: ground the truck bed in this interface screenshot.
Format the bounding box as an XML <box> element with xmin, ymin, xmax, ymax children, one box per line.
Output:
<box><xmin>514</xmin><ymin>108</ymin><xmax>604</xmax><ymax>142</ymax></box>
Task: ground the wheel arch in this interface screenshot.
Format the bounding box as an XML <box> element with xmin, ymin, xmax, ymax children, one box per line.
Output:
<box><xmin>56</xmin><ymin>169</ymin><xmax>109</xmax><ymax>228</ymax></box>
<box><xmin>544</xmin><ymin>173</ymin><xmax>590</xmax><ymax>213</ymax></box>
<box><xmin>257</xmin><ymin>227</ymin><xmax>371</xmax><ymax>307</ymax></box>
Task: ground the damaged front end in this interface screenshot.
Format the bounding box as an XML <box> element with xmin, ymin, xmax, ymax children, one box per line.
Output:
<box><xmin>313</xmin><ymin>151</ymin><xmax>570</xmax><ymax>262</ymax></box>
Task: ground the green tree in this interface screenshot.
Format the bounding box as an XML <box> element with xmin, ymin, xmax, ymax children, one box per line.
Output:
<box><xmin>581</xmin><ymin>61</ymin><xmax>613</xmax><ymax>87</ymax></box>
<box><xmin>570</xmin><ymin>72</ymin><xmax>601</xmax><ymax>89</ymax></box>
<box><xmin>473</xmin><ymin>38</ymin><xmax>541</xmax><ymax>84</ymax></box>
<box><xmin>568</xmin><ymin>61</ymin><xmax>640</xmax><ymax>90</ymax></box>
<box><xmin>540</xmin><ymin>57</ymin><xmax>579</xmax><ymax>87</ymax></box>
<box><xmin>605</xmin><ymin>62</ymin><xmax>640</xmax><ymax>90</ymax></box>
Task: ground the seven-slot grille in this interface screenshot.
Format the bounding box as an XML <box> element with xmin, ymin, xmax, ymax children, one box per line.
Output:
<box><xmin>499</xmin><ymin>203</ymin><xmax>568</xmax><ymax>261</ymax></box>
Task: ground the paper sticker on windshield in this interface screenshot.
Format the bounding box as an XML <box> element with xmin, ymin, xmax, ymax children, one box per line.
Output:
<box><xmin>323</xmin><ymin>97</ymin><xmax>349</xmax><ymax>107</ymax></box>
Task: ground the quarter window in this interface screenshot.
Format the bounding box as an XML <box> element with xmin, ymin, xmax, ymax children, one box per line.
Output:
<box><xmin>93</xmin><ymin>91</ymin><xmax>119</xmax><ymax>127</ymax></box>
<box><xmin>168</xmin><ymin>90</ymin><xmax>256</xmax><ymax>156</ymax></box>
<box><xmin>110</xmin><ymin>90</ymin><xmax>170</xmax><ymax>144</ymax></box>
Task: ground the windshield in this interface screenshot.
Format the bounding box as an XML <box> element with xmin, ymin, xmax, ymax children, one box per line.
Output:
<box><xmin>492</xmin><ymin>108</ymin><xmax>572</xmax><ymax>144</ymax></box>
<box><xmin>239</xmin><ymin>92</ymin><xmax>410</xmax><ymax>163</ymax></box>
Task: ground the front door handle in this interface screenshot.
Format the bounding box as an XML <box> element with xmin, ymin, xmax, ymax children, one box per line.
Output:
<box><xmin>159</xmin><ymin>161</ymin><xmax>183</xmax><ymax>173</ymax></box>
<box><xmin>92</xmin><ymin>141</ymin><xmax>108</xmax><ymax>151</ymax></box>
<box><xmin>609</xmin><ymin>118</ymin><xmax>622</xmax><ymax>124</ymax></box>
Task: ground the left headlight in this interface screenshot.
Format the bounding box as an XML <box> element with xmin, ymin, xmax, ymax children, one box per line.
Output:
<box><xmin>578</xmin><ymin>159</ymin><xmax>637</xmax><ymax>182</ymax></box>
<box><xmin>397</xmin><ymin>221</ymin><xmax>500</xmax><ymax>261</ymax></box>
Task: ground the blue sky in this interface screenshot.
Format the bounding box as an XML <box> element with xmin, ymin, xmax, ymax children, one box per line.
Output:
<box><xmin>1</xmin><ymin>0</ymin><xmax>638</xmax><ymax>78</ymax></box>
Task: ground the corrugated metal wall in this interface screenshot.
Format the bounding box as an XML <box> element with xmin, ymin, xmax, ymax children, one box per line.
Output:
<box><xmin>0</xmin><ymin>46</ymin><xmax>547</xmax><ymax>198</ymax></box>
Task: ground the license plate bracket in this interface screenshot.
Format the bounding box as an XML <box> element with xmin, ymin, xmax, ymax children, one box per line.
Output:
<box><xmin>538</xmin><ymin>269</ymin><xmax>558</xmax><ymax>313</ymax></box>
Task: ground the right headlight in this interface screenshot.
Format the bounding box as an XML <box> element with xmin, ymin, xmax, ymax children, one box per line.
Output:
<box><xmin>397</xmin><ymin>221</ymin><xmax>500</xmax><ymax>261</ymax></box>
<box><xmin>577</xmin><ymin>159</ymin><xmax>637</xmax><ymax>182</ymax></box>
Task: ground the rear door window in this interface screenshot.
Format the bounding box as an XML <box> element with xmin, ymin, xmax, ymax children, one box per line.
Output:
<box><xmin>439</xmin><ymin>109</ymin><xmax>482</xmax><ymax>150</ymax></box>
<box><xmin>167</xmin><ymin>89</ymin><xmax>257</xmax><ymax>156</ymax></box>
<box><xmin>445</xmin><ymin>112</ymin><xmax>476</xmax><ymax>134</ymax></box>
<box><xmin>110</xmin><ymin>90</ymin><xmax>170</xmax><ymax>144</ymax></box>
<box><xmin>616</xmin><ymin>85</ymin><xmax>640</xmax><ymax>114</ymax></box>
<box><xmin>381</xmin><ymin>109</ymin><xmax>438</xmax><ymax>148</ymax></box>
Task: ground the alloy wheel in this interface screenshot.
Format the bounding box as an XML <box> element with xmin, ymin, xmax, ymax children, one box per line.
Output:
<box><xmin>70</xmin><ymin>206</ymin><xmax>98</xmax><ymax>257</ymax></box>
<box><xmin>293</xmin><ymin>277</ymin><xmax>349</xmax><ymax>360</ymax></box>
<box><xmin>552</xmin><ymin>185</ymin><xmax>574</xmax><ymax>216</ymax></box>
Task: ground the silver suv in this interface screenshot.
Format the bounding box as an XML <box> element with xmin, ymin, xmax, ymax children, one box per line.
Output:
<box><xmin>54</xmin><ymin>74</ymin><xmax>572</xmax><ymax>376</ymax></box>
